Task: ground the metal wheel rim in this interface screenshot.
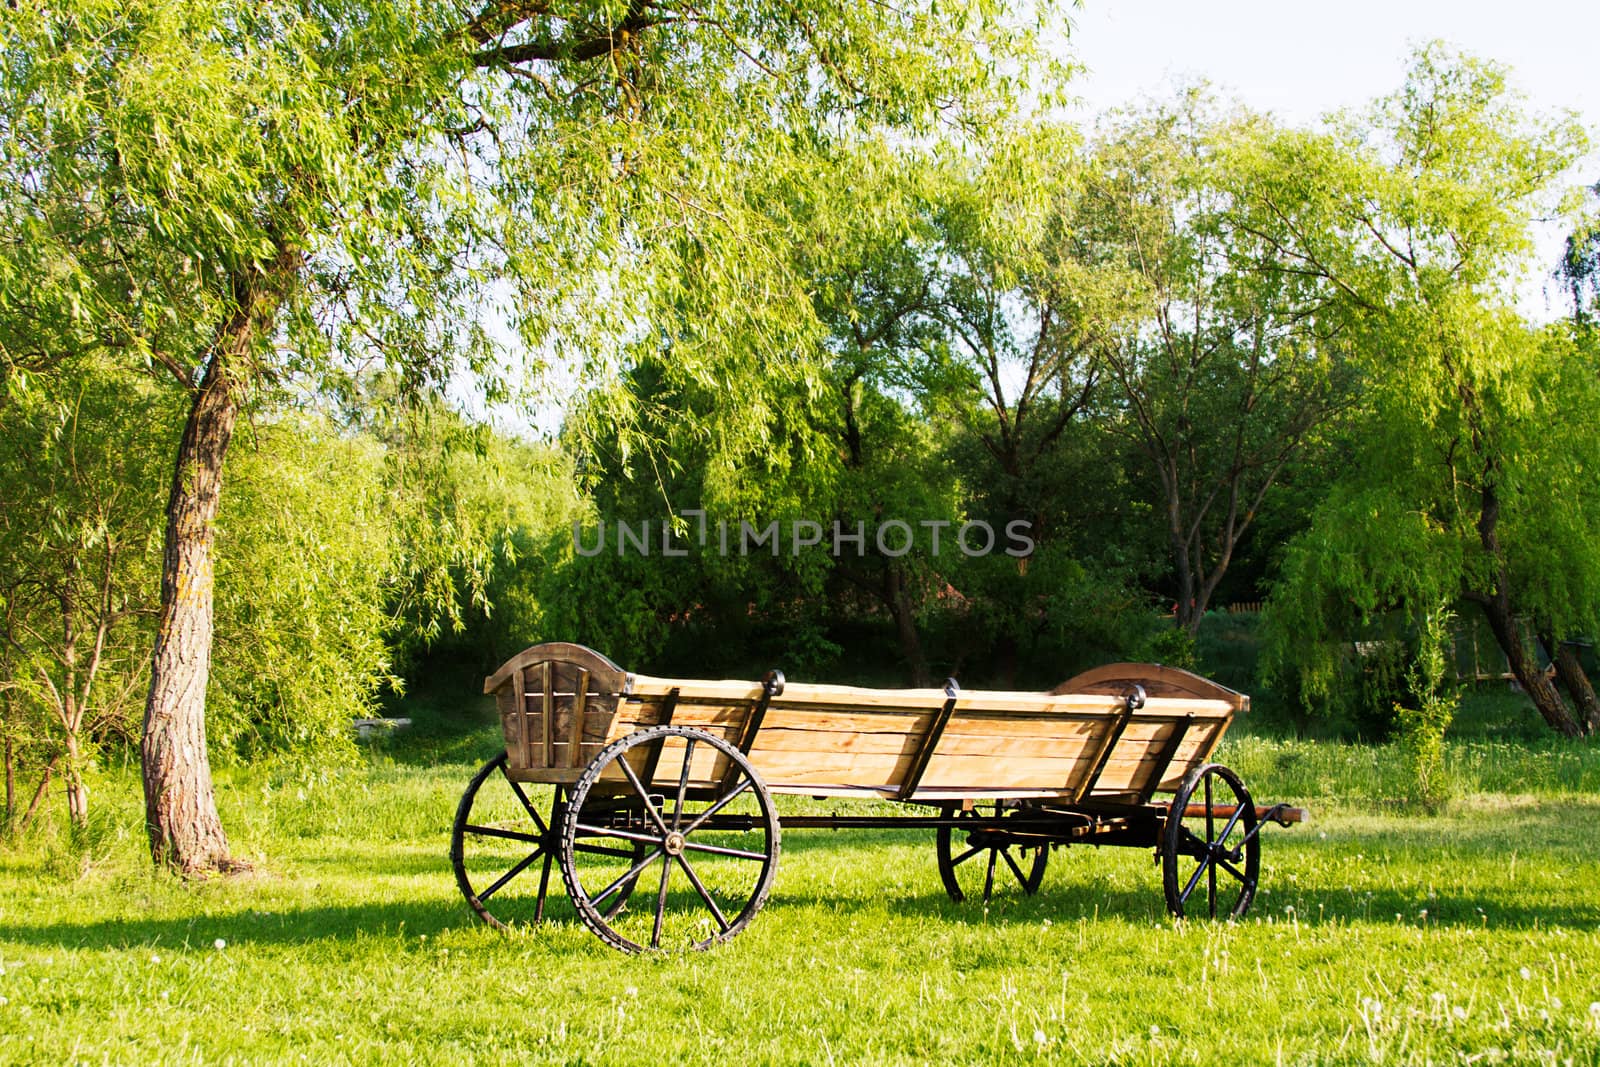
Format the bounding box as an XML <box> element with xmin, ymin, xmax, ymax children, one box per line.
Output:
<box><xmin>558</xmin><ymin>725</ymin><xmax>781</xmax><ymax>953</ymax></box>
<box><xmin>935</xmin><ymin>801</ymin><xmax>1049</xmax><ymax>904</ymax></box>
<box><xmin>451</xmin><ymin>753</ymin><xmax>640</xmax><ymax>929</ymax></box>
<box><xmin>1161</xmin><ymin>763</ymin><xmax>1260</xmax><ymax>920</ymax></box>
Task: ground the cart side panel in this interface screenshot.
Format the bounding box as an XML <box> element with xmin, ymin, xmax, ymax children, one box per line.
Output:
<box><xmin>1053</xmin><ymin>662</ymin><xmax>1249</xmax><ymax>713</ymax></box>
<box><xmin>1085</xmin><ymin>718</ymin><xmax>1230</xmax><ymax>797</ymax></box>
<box><xmin>910</xmin><ymin>698</ymin><xmax>1229</xmax><ymax>799</ymax></box>
<box><xmin>483</xmin><ymin>643</ymin><xmax>628</xmax><ymax>782</ymax></box>
<box><xmin>745</xmin><ymin>701</ymin><xmax>936</xmax><ymax>792</ymax></box>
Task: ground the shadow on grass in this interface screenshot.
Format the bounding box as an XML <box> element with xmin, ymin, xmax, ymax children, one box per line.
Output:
<box><xmin>5</xmin><ymin>861</ymin><xmax>1596</xmax><ymax>957</ymax></box>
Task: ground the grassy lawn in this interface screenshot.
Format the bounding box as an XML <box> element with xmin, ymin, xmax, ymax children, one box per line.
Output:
<box><xmin>4</xmin><ymin>700</ymin><xmax>1600</xmax><ymax>1065</ymax></box>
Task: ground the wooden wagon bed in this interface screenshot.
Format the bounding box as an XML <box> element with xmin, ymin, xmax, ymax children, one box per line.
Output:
<box><xmin>455</xmin><ymin>642</ymin><xmax>1303</xmax><ymax>953</ymax></box>
<box><xmin>483</xmin><ymin>642</ymin><xmax>1244</xmax><ymax>803</ymax></box>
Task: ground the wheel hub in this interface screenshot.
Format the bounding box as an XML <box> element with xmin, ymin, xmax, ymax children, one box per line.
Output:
<box><xmin>663</xmin><ymin>830</ymin><xmax>686</xmax><ymax>856</ymax></box>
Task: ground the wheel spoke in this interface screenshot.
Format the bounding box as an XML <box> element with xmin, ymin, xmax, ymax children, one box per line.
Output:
<box><xmin>478</xmin><ymin>847</ymin><xmax>544</xmax><ymax>903</ymax></box>
<box><xmin>1177</xmin><ymin>825</ymin><xmax>1210</xmax><ymax>859</ymax></box>
<box><xmin>571</xmin><ymin>841</ymin><xmax>639</xmax><ymax>859</ymax></box>
<box><xmin>674</xmin><ymin>855</ymin><xmax>730</xmax><ymax>932</ymax></box>
<box><xmin>1001</xmin><ymin>847</ymin><xmax>1031</xmax><ymax>887</ymax></box>
<box><xmin>574</xmin><ymin>823</ymin><xmax>662</xmax><ymax>846</ymax></box>
<box><xmin>1216</xmin><ymin>856</ymin><xmax>1252</xmax><ymax>886</ymax></box>
<box><xmin>1238</xmin><ymin>819</ymin><xmax>1269</xmax><ymax>849</ymax></box>
<box><xmin>1213</xmin><ymin>804</ymin><xmax>1248</xmax><ymax>850</ymax></box>
<box><xmin>651</xmin><ymin>845</ymin><xmax>672</xmax><ymax>949</ymax></box>
<box><xmin>592</xmin><ymin>848</ymin><xmax>665</xmax><ymax>907</ymax></box>
<box><xmin>463</xmin><ymin>823</ymin><xmax>542</xmax><ymax>845</ymax></box>
<box><xmin>498</xmin><ymin>767</ymin><xmax>548</xmax><ymax>835</ymax></box>
<box><xmin>1208</xmin><ymin>855</ymin><xmax>1218</xmax><ymax>918</ymax></box>
<box><xmin>982</xmin><ymin>847</ymin><xmax>998</xmax><ymax>902</ymax></box>
<box><xmin>672</xmin><ymin>738</ymin><xmax>695</xmax><ymax>832</ymax></box>
<box><xmin>681</xmin><ymin>778</ymin><xmax>753</xmax><ymax>835</ymax></box>
<box><xmin>680</xmin><ymin>839</ymin><xmax>769</xmax><ymax>861</ymax></box>
<box><xmin>617</xmin><ymin>756</ymin><xmax>670</xmax><ymax>836</ymax></box>
<box><xmin>534</xmin><ymin>851</ymin><xmax>553</xmax><ymax>923</ymax></box>
<box><xmin>1205</xmin><ymin>774</ymin><xmax>1214</xmax><ymax>842</ymax></box>
<box><xmin>1179</xmin><ymin>855</ymin><xmax>1211</xmax><ymax>905</ymax></box>
<box><xmin>947</xmin><ymin>843</ymin><xmax>984</xmax><ymax>869</ymax></box>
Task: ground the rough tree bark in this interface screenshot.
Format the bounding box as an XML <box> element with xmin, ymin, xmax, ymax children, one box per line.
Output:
<box><xmin>142</xmin><ymin>262</ymin><xmax>290</xmax><ymax>872</ymax></box>
<box><xmin>1471</xmin><ymin>482</ymin><xmax>1582</xmax><ymax>737</ymax></box>
<box><xmin>1477</xmin><ymin>597</ymin><xmax>1581</xmax><ymax>737</ymax></box>
<box><xmin>1542</xmin><ymin>629</ymin><xmax>1600</xmax><ymax>735</ymax></box>
<box><xmin>142</xmin><ymin>345</ymin><xmax>242</xmax><ymax>871</ymax></box>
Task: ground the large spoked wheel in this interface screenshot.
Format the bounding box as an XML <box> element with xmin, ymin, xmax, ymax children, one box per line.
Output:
<box><xmin>936</xmin><ymin>801</ymin><xmax>1049</xmax><ymax>904</ymax></box>
<box><xmin>1162</xmin><ymin>763</ymin><xmax>1261</xmax><ymax>920</ymax></box>
<box><xmin>559</xmin><ymin>725</ymin><xmax>781</xmax><ymax>953</ymax></box>
<box><xmin>451</xmin><ymin>753</ymin><xmax>640</xmax><ymax>929</ymax></box>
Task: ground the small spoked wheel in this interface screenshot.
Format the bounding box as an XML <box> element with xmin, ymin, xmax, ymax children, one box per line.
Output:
<box><xmin>1162</xmin><ymin>763</ymin><xmax>1261</xmax><ymax>919</ymax></box>
<box><xmin>451</xmin><ymin>753</ymin><xmax>641</xmax><ymax>929</ymax></box>
<box><xmin>936</xmin><ymin>801</ymin><xmax>1049</xmax><ymax>904</ymax></box>
<box><xmin>558</xmin><ymin>725</ymin><xmax>780</xmax><ymax>953</ymax></box>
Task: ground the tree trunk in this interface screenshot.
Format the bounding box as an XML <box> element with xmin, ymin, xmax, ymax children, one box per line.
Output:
<box><xmin>141</xmin><ymin>351</ymin><xmax>243</xmax><ymax>872</ymax></box>
<box><xmin>1480</xmin><ymin>599</ymin><xmax>1581</xmax><ymax>738</ymax></box>
<box><xmin>17</xmin><ymin>754</ymin><xmax>58</xmax><ymax>835</ymax></box>
<box><xmin>1473</xmin><ymin>478</ymin><xmax>1583</xmax><ymax>738</ymax></box>
<box><xmin>63</xmin><ymin>732</ymin><xmax>88</xmax><ymax>828</ymax></box>
<box><xmin>1547</xmin><ymin>634</ymin><xmax>1600</xmax><ymax>735</ymax></box>
<box><xmin>883</xmin><ymin>560</ymin><xmax>932</xmax><ymax>688</ymax></box>
<box><xmin>4</xmin><ymin>733</ymin><xmax>13</xmax><ymax>829</ymax></box>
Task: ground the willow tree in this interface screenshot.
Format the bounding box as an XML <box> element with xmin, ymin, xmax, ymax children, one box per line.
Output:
<box><xmin>0</xmin><ymin>0</ymin><xmax>1056</xmax><ymax>870</ymax></box>
<box><xmin>1251</xmin><ymin>46</ymin><xmax>1594</xmax><ymax>735</ymax></box>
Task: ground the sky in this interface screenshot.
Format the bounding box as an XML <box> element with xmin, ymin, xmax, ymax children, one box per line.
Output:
<box><xmin>1065</xmin><ymin>0</ymin><xmax>1600</xmax><ymax>129</ymax></box>
<box><xmin>1060</xmin><ymin>0</ymin><xmax>1599</xmax><ymax>320</ymax></box>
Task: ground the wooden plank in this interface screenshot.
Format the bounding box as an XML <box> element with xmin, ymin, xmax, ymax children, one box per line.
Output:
<box><xmin>570</xmin><ymin>668</ymin><xmax>589</xmax><ymax>768</ymax></box>
<box><xmin>485</xmin><ymin>642</ymin><xmax>627</xmax><ymax>696</ymax></box>
<box><xmin>520</xmin><ymin>666</ymin><xmax>539</xmax><ymax>771</ymax></box>
<box><xmin>1052</xmin><ymin>662</ymin><xmax>1249</xmax><ymax>713</ymax></box>
<box><xmin>898</xmin><ymin>683</ymin><xmax>960</xmax><ymax>800</ymax></box>
<box><xmin>638</xmin><ymin>687</ymin><xmax>680</xmax><ymax>785</ymax></box>
<box><xmin>540</xmin><ymin>660</ymin><xmax>554</xmax><ymax>767</ymax></box>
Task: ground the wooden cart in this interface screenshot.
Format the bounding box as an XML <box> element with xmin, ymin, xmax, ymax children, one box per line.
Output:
<box><xmin>451</xmin><ymin>642</ymin><xmax>1304</xmax><ymax>953</ymax></box>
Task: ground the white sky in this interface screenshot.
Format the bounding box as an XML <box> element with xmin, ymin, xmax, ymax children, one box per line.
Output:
<box><xmin>1065</xmin><ymin>0</ymin><xmax>1600</xmax><ymax>128</ymax></box>
<box><xmin>1061</xmin><ymin>0</ymin><xmax>1600</xmax><ymax>318</ymax></box>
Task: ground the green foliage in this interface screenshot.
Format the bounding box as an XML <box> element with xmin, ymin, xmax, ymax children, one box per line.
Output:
<box><xmin>209</xmin><ymin>418</ymin><xmax>396</xmax><ymax>763</ymax></box>
<box><xmin>1252</xmin><ymin>46</ymin><xmax>1596</xmax><ymax>733</ymax></box>
<box><xmin>1076</xmin><ymin>92</ymin><xmax>1350</xmax><ymax>632</ymax></box>
<box><xmin>0</xmin><ymin>362</ymin><xmax>172</xmax><ymax>823</ymax></box>
<box><xmin>1394</xmin><ymin>611</ymin><xmax>1460</xmax><ymax>811</ymax></box>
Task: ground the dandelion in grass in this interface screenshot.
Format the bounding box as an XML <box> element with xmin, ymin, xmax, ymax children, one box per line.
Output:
<box><xmin>1033</xmin><ymin>1029</ymin><xmax>1047</xmax><ymax>1046</ymax></box>
<box><xmin>213</xmin><ymin>939</ymin><xmax>226</xmax><ymax>951</ymax></box>
<box><xmin>1520</xmin><ymin>967</ymin><xmax>1532</xmax><ymax>980</ymax></box>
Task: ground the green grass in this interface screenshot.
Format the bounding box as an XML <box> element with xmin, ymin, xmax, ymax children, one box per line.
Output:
<box><xmin>4</xmin><ymin>711</ymin><xmax>1600</xmax><ymax>1064</ymax></box>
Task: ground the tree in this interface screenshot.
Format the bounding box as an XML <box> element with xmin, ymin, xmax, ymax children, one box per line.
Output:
<box><xmin>0</xmin><ymin>365</ymin><xmax>169</xmax><ymax>828</ymax></box>
<box><xmin>1079</xmin><ymin>95</ymin><xmax>1349</xmax><ymax>635</ymax></box>
<box><xmin>1</xmin><ymin>0</ymin><xmax>1057</xmax><ymax>869</ymax></box>
<box><xmin>1254</xmin><ymin>45</ymin><xmax>1594</xmax><ymax>736</ymax></box>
